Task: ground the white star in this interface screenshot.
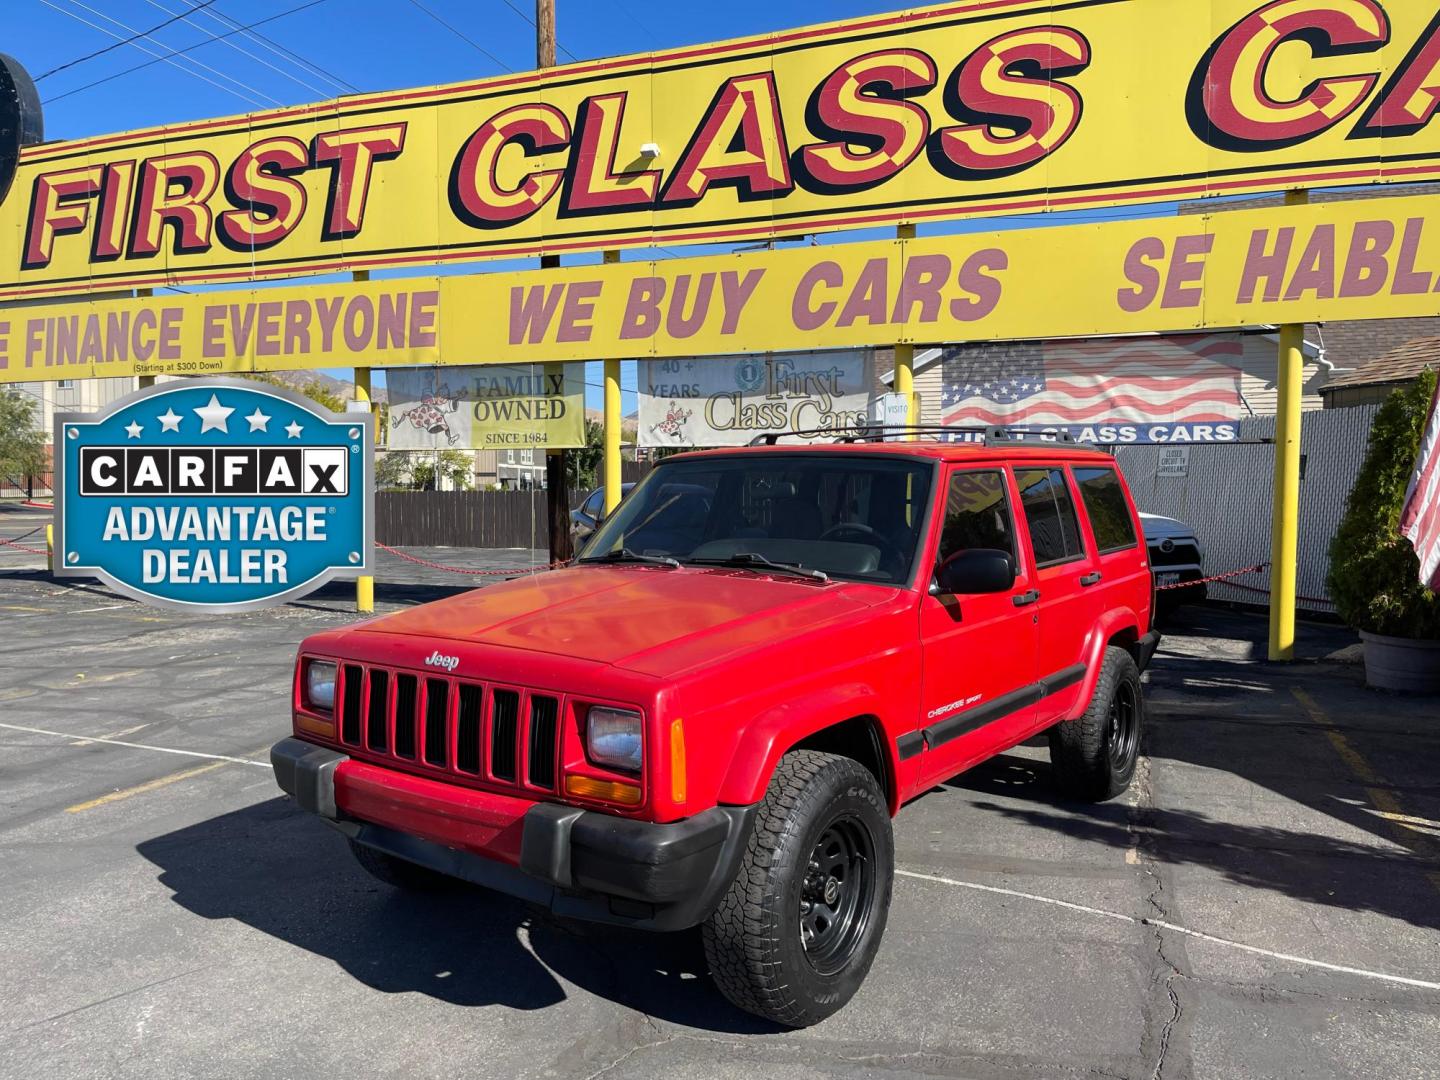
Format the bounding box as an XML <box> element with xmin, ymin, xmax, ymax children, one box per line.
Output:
<box><xmin>124</xmin><ymin>420</ymin><xmax>143</xmax><ymax>440</ymax></box>
<box><xmin>194</xmin><ymin>394</ymin><xmax>234</xmax><ymax>434</ymax></box>
<box><xmin>285</xmin><ymin>420</ymin><xmax>304</xmax><ymax>439</ymax></box>
<box><xmin>157</xmin><ymin>408</ymin><xmax>183</xmax><ymax>433</ymax></box>
<box><xmin>245</xmin><ymin>407</ymin><xmax>271</xmax><ymax>432</ymax></box>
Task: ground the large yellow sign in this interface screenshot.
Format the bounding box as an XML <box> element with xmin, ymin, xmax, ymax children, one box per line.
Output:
<box><xmin>4</xmin><ymin>0</ymin><xmax>1440</xmax><ymax>300</ymax></box>
<box><xmin>2</xmin><ymin>191</ymin><xmax>1437</xmax><ymax>383</ymax></box>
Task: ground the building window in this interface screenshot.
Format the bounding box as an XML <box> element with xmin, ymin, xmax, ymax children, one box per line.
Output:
<box><xmin>56</xmin><ymin>380</ymin><xmax>75</xmax><ymax>389</ymax></box>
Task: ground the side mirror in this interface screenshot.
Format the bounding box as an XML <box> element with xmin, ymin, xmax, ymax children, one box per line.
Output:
<box><xmin>935</xmin><ymin>549</ymin><xmax>1016</xmax><ymax>595</ymax></box>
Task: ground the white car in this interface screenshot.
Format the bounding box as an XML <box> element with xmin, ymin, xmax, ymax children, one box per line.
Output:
<box><xmin>1140</xmin><ymin>512</ymin><xmax>1206</xmax><ymax>610</ymax></box>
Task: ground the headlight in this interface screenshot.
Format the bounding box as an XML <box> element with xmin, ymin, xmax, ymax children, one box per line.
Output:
<box><xmin>305</xmin><ymin>660</ymin><xmax>337</xmax><ymax>712</ymax></box>
<box><xmin>587</xmin><ymin>707</ymin><xmax>643</xmax><ymax>771</ymax></box>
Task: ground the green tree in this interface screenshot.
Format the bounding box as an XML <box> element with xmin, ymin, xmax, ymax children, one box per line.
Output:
<box><xmin>375</xmin><ymin>451</ymin><xmax>411</xmax><ymax>491</ymax></box>
<box><xmin>0</xmin><ymin>390</ymin><xmax>47</xmax><ymax>487</ymax></box>
<box><xmin>565</xmin><ymin>419</ymin><xmax>605</xmax><ymax>490</ymax></box>
<box><xmin>1328</xmin><ymin>369</ymin><xmax>1439</xmax><ymax>639</ymax></box>
<box><xmin>377</xmin><ymin>449</ymin><xmax>473</xmax><ymax>491</ymax></box>
<box><xmin>244</xmin><ymin>372</ymin><xmax>347</xmax><ymax>413</ymax></box>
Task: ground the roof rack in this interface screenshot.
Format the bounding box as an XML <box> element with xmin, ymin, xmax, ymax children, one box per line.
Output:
<box><xmin>747</xmin><ymin>425</ymin><xmax>1077</xmax><ymax>446</ymax></box>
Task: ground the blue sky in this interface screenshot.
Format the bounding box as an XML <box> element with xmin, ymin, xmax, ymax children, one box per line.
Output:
<box><xmin>2</xmin><ymin>0</ymin><xmax>1187</xmax><ymax>413</ymax></box>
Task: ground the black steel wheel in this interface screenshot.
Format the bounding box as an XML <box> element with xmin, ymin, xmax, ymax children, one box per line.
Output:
<box><xmin>703</xmin><ymin>750</ymin><xmax>894</xmax><ymax>1028</ymax></box>
<box><xmin>1048</xmin><ymin>646</ymin><xmax>1144</xmax><ymax>801</ymax></box>
<box><xmin>799</xmin><ymin>816</ymin><xmax>877</xmax><ymax>975</ymax></box>
<box><xmin>1106</xmin><ymin>679</ymin><xmax>1140</xmax><ymax>774</ymax></box>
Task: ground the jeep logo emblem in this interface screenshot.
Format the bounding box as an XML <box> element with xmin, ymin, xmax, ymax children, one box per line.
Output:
<box><xmin>424</xmin><ymin>651</ymin><xmax>460</xmax><ymax>672</ymax></box>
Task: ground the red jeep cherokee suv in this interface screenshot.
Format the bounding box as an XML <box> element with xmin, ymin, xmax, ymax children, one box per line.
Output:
<box><xmin>272</xmin><ymin>435</ymin><xmax>1159</xmax><ymax>1027</ymax></box>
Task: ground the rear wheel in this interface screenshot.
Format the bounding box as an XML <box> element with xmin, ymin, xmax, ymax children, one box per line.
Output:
<box><xmin>1048</xmin><ymin>646</ymin><xmax>1143</xmax><ymax>801</ymax></box>
<box><xmin>348</xmin><ymin>839</ymin><xmax>456</xmax><ymax>891</ymax></box>
<box><xmin>703</xmin><ymin>750</ymin><xmax>893</xmax><ymax>1028</ymax></box>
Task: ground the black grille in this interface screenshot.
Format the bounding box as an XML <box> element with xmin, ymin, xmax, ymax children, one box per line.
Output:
<box><xmin>340</xmin><ymin>665</ymin><xmax>363</xmax><ymax>745</ymax></box>
<box><xmin>1148</xmin><ymin>539</ymin><xmax>1201</xmax><ymax>568</ymax></box>
<box><xmin>336</xmin><ymin>666</ymin><xmax>569</xmax><ymax>797</ymax></box>
<box><xmin>491</xmin><ymin>689</ymin><xmax>519</xmax><ymax>781</ymax></box>
<box><xmin>366</xmin><ymin>669</ymin><xmax>389</xmax><ymax>751</ymax></box>
<box><xmin>528</xmin><ymin>696</ymin><xmax>558</xmax><ymax>789</ymax></box>
<box><xmin>456</xmin><ymin>684</ymin><xmax>483</xmax><ymax>775</ymax></box>
<box><xmin>394</xmin><ymin>674</ymin><xmax>418</xmax><ymax>759</ymax></box>
<box><xmin>424</xmin><ymin>679</ymin><xmax>449</xmax><ymax>767</ymax></box>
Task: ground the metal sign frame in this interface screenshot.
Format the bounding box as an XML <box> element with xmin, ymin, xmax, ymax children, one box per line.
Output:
<box><xmin>54</xmin><ymin>378</ymin><xmax>374</xmax><ymax>613</ymax></box>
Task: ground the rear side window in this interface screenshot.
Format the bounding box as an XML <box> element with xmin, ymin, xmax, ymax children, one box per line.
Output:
<box><xmin>937</xmin><ymin>470</ymin><xmax>1014</xmax><ymax>566</ymax></box>
<box><xmin>1014</xmin><ymin>468</ymin><xmax>1085</xmax><ymax>566</ymax></box>
<box><xmin>1073</xmin><ymin>467</ymin><xmax>1138</xmax><ymax>553</ymax></box>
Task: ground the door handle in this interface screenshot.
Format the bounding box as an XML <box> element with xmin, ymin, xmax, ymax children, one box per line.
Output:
<box><xmin>1012</xmin><ymin>589</ymin><xmax>1041</xmax><ymax>607</ymax></box>
<box><xmin>1079</xmin><ymin>572</ymin><xmax>1102</xmax><ymax>587</ymax></box>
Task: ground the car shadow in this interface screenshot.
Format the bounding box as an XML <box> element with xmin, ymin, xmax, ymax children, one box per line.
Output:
<box><xmin>134</xmin><ymin>797</ymin><xmax>774</xmax><ymax>1032</ymax></box>
<box><xmin>934</xmin><ymin>636</ymin><xmax>1440</xmax><ymax>933</ymax></box>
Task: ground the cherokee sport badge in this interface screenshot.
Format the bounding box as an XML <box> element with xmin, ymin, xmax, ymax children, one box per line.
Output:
<box><xmin>55</xmin><ymin>379</ymin><xmax>373</xmax><ymax>611</ymax></box>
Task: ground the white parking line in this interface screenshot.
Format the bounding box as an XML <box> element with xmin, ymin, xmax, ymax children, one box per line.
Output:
<box><xmin>895</xmin><ymin>868</ymin><xmax>1440</xmax><ymax>993</ymax></box>
<box><xmin>0</xmin><ymin>721</ymin><xmax>270</xmax><ymax>768</ymax></box>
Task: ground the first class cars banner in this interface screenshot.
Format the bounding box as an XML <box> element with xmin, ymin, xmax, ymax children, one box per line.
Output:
<box><xmin>4</xmin><ymin>0</ymin><xmax>1440</xmax><ymax>299</ymax></box>
<box><xmin>4</xmin><ymin>190</ymin><xmax>1440</xmax><ymax>382</ymax></box>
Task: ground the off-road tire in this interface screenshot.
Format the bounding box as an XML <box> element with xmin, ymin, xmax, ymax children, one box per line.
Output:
<box><xmin>348</xmin><ymin>839</ymin><xmax>455</xmax><ymax>891</ymax></box>
<box><xmin>1048</xmin><ymin>646</ymin><xmax>1143</xmax><ymax>801</ymax></box>
<box><xmin>703</xmin><ymin>750</ymin><xmax>893</xmax><ymax>1028</ymax></box>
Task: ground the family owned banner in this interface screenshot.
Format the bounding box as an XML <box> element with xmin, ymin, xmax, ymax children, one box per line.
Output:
<box><xmin>385</xmin><ymin>365</ymin><xmax>585</xmax><ymax>451</ymax></box>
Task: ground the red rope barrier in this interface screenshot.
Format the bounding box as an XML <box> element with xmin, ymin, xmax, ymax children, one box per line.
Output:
<box><xmin>0</xmin><ymin>536</ymin><xmax>48</xmax><ymax>555</ymax></box>
<box><xmin>1155</xmin><ymin>561</ymin><xmax>1331</xmax><ymax>605</ymax></box>
<box><xmin>374</xmin><ymin>542</ymin><xmax>566</xmax><ymax>576</ymax></box>
<box><xmin>1154</xmin><ymin>563</ymin><xmax>1269</xmax><ymax>591</ymax></box>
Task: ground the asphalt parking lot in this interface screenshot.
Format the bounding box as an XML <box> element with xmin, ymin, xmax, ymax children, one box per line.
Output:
<box><xmin>3</xmin><ymin>501</ymin><xmax>1439</xmax><ymax>1080</ymax></box>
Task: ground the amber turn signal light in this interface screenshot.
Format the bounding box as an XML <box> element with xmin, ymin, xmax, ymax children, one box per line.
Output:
<box><xmin>565</xmin><ymin>775</ymin><xmax>643</xmax><ymax>806</ymax></box>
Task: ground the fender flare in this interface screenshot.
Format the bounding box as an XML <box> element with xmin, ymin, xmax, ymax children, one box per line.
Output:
<box><xmin>1070</xmin><ymin>607</ymin><xmax>1142</xmax><ymax>719</ymax></box>
<box><xmin>715</xmin><ymin>681</ymin><xmax>898</xmax><ymax>811</ymax></box>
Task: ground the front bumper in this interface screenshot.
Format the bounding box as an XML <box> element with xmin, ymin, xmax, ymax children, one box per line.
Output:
<box><xmin>270</xmin><ymin>737</ymin><xmax>756</xmax><ymax>932</ymax></box>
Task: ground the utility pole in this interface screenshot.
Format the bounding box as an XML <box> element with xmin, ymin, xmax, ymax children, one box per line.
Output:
<box><xmin>536</xmin><ymin>0</ymin><xmax>573</xmax><ymax>562</ymax></box>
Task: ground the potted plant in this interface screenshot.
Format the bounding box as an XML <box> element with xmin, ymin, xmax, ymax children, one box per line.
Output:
<box><xmin>1328</xmin><ymin>369</ymin><xmax>1440</xmax><ymax>693</ymax></box>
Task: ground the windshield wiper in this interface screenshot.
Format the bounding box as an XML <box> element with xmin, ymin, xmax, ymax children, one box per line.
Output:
<box><xmin>580</xmin><ymin>547</ymin><xmax>680</xmax><ymax>568</ymax></box>
<box><xmin>685</xmin><ymin>552</ymin><xmax>829</xmax><ymax>582</ymax></box>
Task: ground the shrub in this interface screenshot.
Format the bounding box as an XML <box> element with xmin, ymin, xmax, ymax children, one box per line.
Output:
<box><xmin>1328</xmin><ymin>369</ymin><xmax>1439</xmax><ymax>639</ymax></box>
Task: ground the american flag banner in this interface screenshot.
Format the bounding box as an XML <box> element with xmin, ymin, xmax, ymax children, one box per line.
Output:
<box><xmin>1399</xmin><ymin>377</ymin><xmax>1440</xmax><ymax>591</ymax></box>
<box><xmin>940</xmin><ymin>334</ymin><xmax>1247</xmax><ymax>428</ymax></box>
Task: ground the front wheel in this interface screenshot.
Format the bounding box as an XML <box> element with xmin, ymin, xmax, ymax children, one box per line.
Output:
<box><xmin>1048</xmin><ymin>646</ymin><xmax>1144</xmax><ymax>801</ymax></box>
<box><xmin>703</xmin><ymin>750</ymin><xmax>893</xmax><ymax>1028</ymax></box>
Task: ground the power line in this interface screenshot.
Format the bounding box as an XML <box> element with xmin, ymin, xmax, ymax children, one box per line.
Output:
<box><xmin>34</xmin><ymin>0</ymin><xmax>219</xmax><ymax>81</ymax></box>
<box><xmin>57</xmin><ymin>0</ymin><xmax>282</xmax><ymax>106</ymax></box>
<box><xmin>140</xmin><ymin>0</ymin><xmax>332</xmax><ymax>100</ymax></box>
<box><xmin>42</xmin><ymin>0</ymin><xmax>329</xmax><ymax>105</ymax></box>
<box><xmin>405</xmin><ymin>0</ymin><xmax>513</xmax><ymax>73</ymax></box>
<box><xmin>495</xmin><ymin>0</ymin><xmax>580</xmax><ymax>63</ymax></box>
<box><xmin>184</xmin><ymin>0</ymin><xmax>359</xmax><ymax>95</ymax></box>
<box><xmin>36</xmin><ymin>0</ymin><xmax>272</xmax><ymax>107</ymax></box>
<box><xmin>606</xmin><ymin>0</ymin><xmax>658</xmax><ymax>45</ymax></box>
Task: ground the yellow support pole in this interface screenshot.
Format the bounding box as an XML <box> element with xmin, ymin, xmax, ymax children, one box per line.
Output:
<box><xmin>137</xmin><ymin>288</ymin><xmax>155</xmax><ymax>387</ymax></box>
<box><xmin>46</xmin><ymin>523</ymin><xmax>54</xmax><ymax>573</ymax></box>
<box><xmin>1268</xmin><ymin>190</ymin><xmax>1308</xmax><ymax>662</ymax></box>
<box><xmin>603</xmin><ymin>250</ymin><xmax>623</xmax><ymax>515</ymax></box>
<box><xmin>353</xmin><ymin>270</ymin><xmax>374</xmax><ymax>614</ymax></box>
<box><xmin>894</xmin><ymin>225</ymin><xmax>917</xmax><ymax>432</ymax></box>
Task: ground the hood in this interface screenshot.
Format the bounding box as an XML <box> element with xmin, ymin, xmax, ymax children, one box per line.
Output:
<box><xmin>354</xmin><ymin>564</ymin><xmax>886</xmax><ymax>675</ymax></box>
<box><xmin>1138</xmin><ymin>512</ymin><xmax>1198</xmax><ymax>542</ymax></box>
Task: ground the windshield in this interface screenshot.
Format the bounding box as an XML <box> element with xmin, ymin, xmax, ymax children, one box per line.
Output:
<box><xmin>581</xmin><ymin>454</ymin><xmax>933</xmax><ymax>585</ymax></box>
